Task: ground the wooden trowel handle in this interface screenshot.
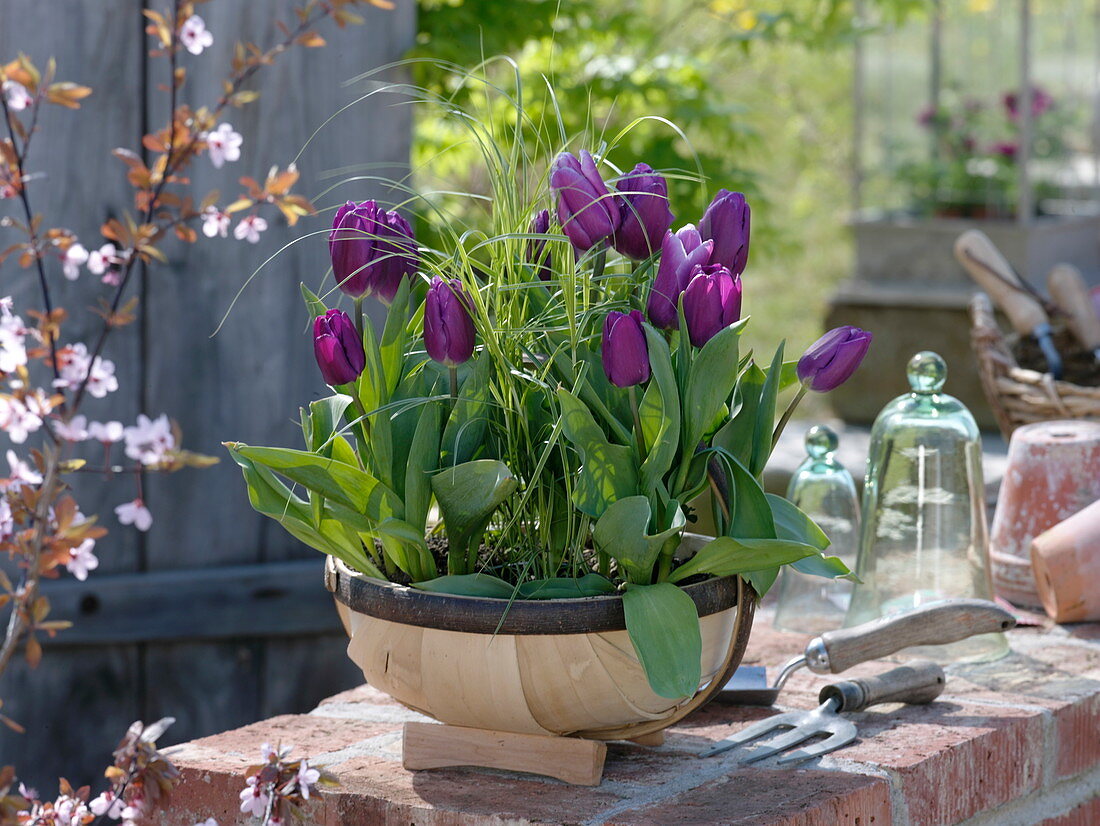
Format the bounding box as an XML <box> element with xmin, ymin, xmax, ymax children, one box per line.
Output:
<box><xmin>1048</xmin><ymin>264</ymin><xmax>1100</xmax><ymax>351</ymax></box>
<box><xmin>808</xmin><ymin>598</ymin><xmax>1016</xmax><ymax>674</ymax></box>
<box><xmin>820</xmin><ymin>660</ymin><xmax>945</xmax><ymax>713</ymax></box>
<box><xmin>954</xmin><ymin>229</ymin><xmax>1048</xmax><ymax>335</ymax></box>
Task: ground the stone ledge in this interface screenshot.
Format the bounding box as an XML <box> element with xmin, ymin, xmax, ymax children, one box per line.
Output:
<box><xmin>159</xmin><ymin>615</ymin><xmax>1100</xmax><ymax>826</ymax></box>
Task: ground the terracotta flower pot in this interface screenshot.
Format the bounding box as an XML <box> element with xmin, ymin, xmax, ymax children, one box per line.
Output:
<box><xmin>1031</xmin><ymin>499</ymin><xmax>1100</xmax><ymax>623</ymax></box>
<box><xmin>323</xmin><ymin>552</ymin><xmax>754</xmax><ymax>741</ymax></box>
<box><xmin>990</xmin><ymin>420</ymin><xmax>1100</xmax><ymax>607</ymax></box>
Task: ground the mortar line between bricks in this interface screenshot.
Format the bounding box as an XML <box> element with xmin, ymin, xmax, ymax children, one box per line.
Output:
<box><xmin>954</xmin><ymin>761</ymin><xmax>1100</xmax><ymax>826</ymax></box>
<box><xmin>820</xmin><ymin>758</ymin><xmax>910</xmax><ymax>826</ymax></box>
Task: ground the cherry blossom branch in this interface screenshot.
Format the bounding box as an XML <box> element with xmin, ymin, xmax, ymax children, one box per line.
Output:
<box><xmin>0</xmin><ymin>92</ymin><xmax>60</xmax><ymax>383</ymax></box>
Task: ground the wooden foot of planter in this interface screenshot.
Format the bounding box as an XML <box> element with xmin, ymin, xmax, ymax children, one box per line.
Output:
<box><xmin>402</xmin><ymin>721</ymin><xmax>608</xmax><ymax>786</ymax></box>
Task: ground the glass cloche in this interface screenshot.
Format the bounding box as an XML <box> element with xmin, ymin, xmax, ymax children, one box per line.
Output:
<box><xmin>846</xmin><ymin>351</ymin><xmax>1007</xmax><ymax>662</ymax></box>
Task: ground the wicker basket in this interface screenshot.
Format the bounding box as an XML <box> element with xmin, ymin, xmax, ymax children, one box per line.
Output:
<box><xmin>970</xmin><ymin>292</ymin><xmax>1100</xmax><ymax>439</ymax></box>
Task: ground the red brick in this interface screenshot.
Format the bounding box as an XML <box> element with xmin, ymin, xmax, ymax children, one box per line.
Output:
<box><xmin>1038</xmin><ymin>796</ymin><xmax>1100</xmax><ymax>826</ymax></box>
<box><xmin>1054</xmin><ymin>693</ymin><xmax>1100</xmax><ymax>780</ymax></box>
<box><xmin>606</xmin><ymin>769</ymin><xmax>891</xmax><ymax>826</ymax></box>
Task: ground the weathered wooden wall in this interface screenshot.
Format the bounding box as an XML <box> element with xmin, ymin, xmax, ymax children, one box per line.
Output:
<box><xmin>0</xmin><ymin>0</ymin><xmax>415</xmax><ymax>787</ymax></box>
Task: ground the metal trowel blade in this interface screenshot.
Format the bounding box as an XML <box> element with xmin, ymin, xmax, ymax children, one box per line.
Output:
<box><xmin>717</xmin><ymin>665</ymin><xmax>780</xmax><ymax>706</ymax></box>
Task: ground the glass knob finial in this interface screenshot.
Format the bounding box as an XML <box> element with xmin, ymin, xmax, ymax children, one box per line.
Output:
<box><xmin>907</xmin><ymin>351</ymin><xmax>947</xmax><ymax>394</ymax></box>
<box><xmin>804</xmin><ymin>424</ymin><xmax>838</xmax><ymax>459</ymax></box>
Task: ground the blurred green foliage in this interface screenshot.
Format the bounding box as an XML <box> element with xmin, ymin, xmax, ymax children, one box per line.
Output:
<box><xmin>407</xmin><ymin>0</ymin><xmax>929</xmax><ymax>414</ymax></box>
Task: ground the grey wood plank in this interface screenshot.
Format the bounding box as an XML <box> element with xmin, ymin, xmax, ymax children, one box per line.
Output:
<box><xmin>39</xmin><ymin>559</ymin><xmax>344</xmax><ymax>644</ymax></box>
<box><xmin>260</xmin><ymin>635</ymin><xmax>363</xmax><ymax>721</ymax></box>
<box><xmin>141</xmin><ymin>0</ymin><xmax>416</xmax><ymax>568</ymax></box>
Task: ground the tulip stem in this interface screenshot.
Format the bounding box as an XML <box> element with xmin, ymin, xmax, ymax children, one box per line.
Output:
<box><xmin>448</xmin><ymin>365</ymin><xmax>459</xmax><ymax>403</ymax></box>
<box><xmin>353</xmin><ymin>296</ymin><xmax>364</xmax><ymax>344</ymax></box>
<box><xmin>590</xmin><ymin>244</ymin><xmax>607</xmax><ymax>303</ymax></box>
<box><xmin>772</xmin><ymin>383</ymin><xmax>809</xmax><ymax>449</ymax></box>
<box><xmin>628</xmin><ymin>385</ymin><xmax>647</xmax><ymax>461</ymax></box>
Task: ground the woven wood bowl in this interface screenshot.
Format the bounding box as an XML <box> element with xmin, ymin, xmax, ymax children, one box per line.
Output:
<box><xmin>970</xmin><ymin>292</ymin><xmax>1100</xmax><ymax>439</ymax></box>
<box><xmin>324</xmin><ymin>547</ymin><xmax>754</xmax><ymax>741</ymax></box>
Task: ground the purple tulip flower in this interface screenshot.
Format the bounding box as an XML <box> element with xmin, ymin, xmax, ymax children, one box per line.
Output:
<box><xmin>612</xmin><ymin>163</ymin><xmax>674</xmax><ymax>260</ymax></box>
<box><xmin>313</xmin><ymin>309</ymin><xmax>366</xmax><ymax>386</ymax></box>
<box><xmin>796</xmin><ymin>326</ymin><xmax>873</xmax><ymax>392</ymax></box>
<box><xmin>550</xmin><ymin>150</ymin><xmax>620</xmax><ymax>253</ymax></box>
<box><xmin>601</xmin><ymin>310</ymin><xmax>651</xmax><ymax>388</ymax></box>
<box><xmin>681</xmin><ymin>264</ymin><xmax>742</xmax><ymax>347</ymax></box>
<box><xmin>329</xmin><ymin>200</ymin><xmax>419</xmax><ymax>304</ymax></box>
<box><xmin>698</xmin><ymin>190</ymin><xmax>750</xmax><ymax>276</ymax></box>
<box><xmin>425</xmin><ymin>277</ymin><xmax>476</xmax><ymax>367</ymax></box>
<box><xmin>646</xmin><ymin>225</ymin><xmax>713</xmax><ymax>329</ymax></box>
<box><xmin>527</xmin><ymin>209</ymin><xmax>552</xmax><ymax>281</ymax></box>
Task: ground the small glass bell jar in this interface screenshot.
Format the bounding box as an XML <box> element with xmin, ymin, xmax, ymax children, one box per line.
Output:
<box><xmin>846</xmin><ymin>351</ymin><xmax>1007</xmax><ymax>662</ymax></box>
<box><xmin>774</xmin><ymin>425</ymin><xmax>860</xmax><ymax>633</ymax></box>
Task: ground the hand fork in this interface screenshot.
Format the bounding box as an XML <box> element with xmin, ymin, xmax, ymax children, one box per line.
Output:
<box><xmin>701</xmin><ymin>660</ymin><xmax>945</xmax><ymax>764</ymax></box>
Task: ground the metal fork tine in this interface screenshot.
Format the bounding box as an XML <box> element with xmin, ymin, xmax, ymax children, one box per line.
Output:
<box><xmin>698</xmin><ymin>711</ymin><xmax>803</xmax><ymax>757</ymax></box>
<box><xmin>737</xmin><ymin>725</ymin><xmax>824</xmax><ymax>764</ymax></box>
<box><xmin>775</xmin><ymin>730</ymin><xmax>856</xmax><ymax>765</ymax></box>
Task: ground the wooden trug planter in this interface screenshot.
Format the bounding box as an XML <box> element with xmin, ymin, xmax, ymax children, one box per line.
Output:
<box><xmin>324</xmin><ymin>552</ymin><xmax>755</xmax><ymax>785</ymax></box>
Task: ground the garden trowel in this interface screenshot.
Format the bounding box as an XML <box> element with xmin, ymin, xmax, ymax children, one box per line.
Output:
<box><xmin>719</xmin><ymin>598</ymin><xmax>1014</xmax><ymax>705</ymax></box>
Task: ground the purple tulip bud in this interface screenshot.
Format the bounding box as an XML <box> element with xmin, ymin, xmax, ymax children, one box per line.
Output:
<box><xmin>550</xmin><ymin>151</ymin><xmax>620</xmax><ymax>253</ymax></box>
<box><xmin>329</xmin><ymin>200</ymin><xmax>418</xmax><ymax>303</ymax></box>
<box><xmin>646</xmin><ymin>224</ymin><xmax>713</xmax><ymax>329</ymax></box>
<box><xmin>612</xmin><ymin>163</ymin><xmax>674</xmax><ymax>260</ymax></box>
<box><xmin>796</xmin><ymin>326</ymin><xmax>873</xmax><ymax>392</ymax></box>
<box><xmin>313</xmin><ymin>309</ymin><xmax>366</xmax><ymax>386</ymax></box>
<box><xmin>601</xmin><ymin>310</ymin><xmax>651</xmax><ymax>388</ymax></box>
<box><xmin>527</xmin><ymin>209</ymin><xmax>552</xmax><ymax>281</ymax></box>
<box><xmin>699</xmin><ymin>190</ymin><xmax>750</xmax><ymax>276</ymax></box>
<box><xmin>681</xmin><ymin>264</ymin><xmax>742</xmax><ymax>347</ymax></box>
<box><xmin>425</xmin><ymin>277</ymin><xmax>476</xmax><ymax>367</ymax></box>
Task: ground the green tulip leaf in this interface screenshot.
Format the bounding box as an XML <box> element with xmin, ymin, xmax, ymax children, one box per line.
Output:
<box><xmin>725</xmin><ymin>455</ymin><xmax>776</xmax><ymax>540</ymax></box>
<box><xmin>777</xmin><ymin>360</ymin><xmax>801</xmax><ymax>392</ymax></box>
<box><xmin>300</xmin><ymin>282</ymin><xmax>327</xmax><ymax>320</ymax></box>
<box><xmin>303</xmin><ymin>395</ymin><xmax>353</xmax><ymax>455</ymax></box>
<box><xmin>745</xmin><ymin>566</ymin><xmax>781</xmax><ymax>598</ymax></box>
<box><xmin>592</xmin><ymin>495</ymin><xmax>685</xmax><ymax>585</ymax></box>
<box><xmin>640</xmin><ymin>324</ymin><xmax>681</xmax><ymax>493</ymax></box>
<box><xmin>750</xmin><ymin>342</ymin><xmax>785</xmax><ymax>477</ymax></box>
<box><xmin>767</xmin><ymin>493</ymin><xmax>830</xmax><ymax>551</ymax></box>
<box><xmin>556</xmin><ymin>388</ymin><xmax>639</xmax><ymax>518</ymax></box>
<box><xmin>791</xmin><ymin>553</ymin><xmax>858</xmax><ymax>582</ymax></box>
<box><xmin>623</xmin><ymin>583</ymin><xmax>702</xmax><ymax>699</ymax></box>
<box><xmin>413</xmin><ymin>573</ymin><xmax>516</xmax><ymax>599</ymax></box>
<box><xmin>431</xmin><ymin>459</ymin><xmax>519</xmax><ymax>574</ymax></box>
<box><xmin>683</xmin><ymin>319</ymin><xmax>746</xmax><ymax>453</ymax></box>
<box><xmin>404</xmin><ymin>400</ymin><xmax>443</xmax><ymax>533</ymax></box>
<box><xmin>442</xmin><ymin>354</ymin><xmax>491</xmax><ymax>466</ymax></box>
<box><xmin>668</xmin><ymin>537</ymin><xmax>819</xmax><ymax>583</ymax></box>
<box><xmin>516</xmin><ymin>574</ymin><xmax>617</xmax><ymax>600</ymax></box>
<box><xmin>228</xmin><ymin>443</ymin><xmax>401</xmax><ymax>521</ymax></box>
<box><xmin>712</xmin><ymin>363</ymin><xmax>764</xmax><ymax>469</ymax></box>
<box><xmin>380</xmin><ymin>278</ymin><xmax>411</xmax><ymax>399</ymax></box>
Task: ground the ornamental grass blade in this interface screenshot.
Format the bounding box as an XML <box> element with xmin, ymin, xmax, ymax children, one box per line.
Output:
<box><xmin>623</xmin><ymin>583</ymin><xmax>702</xmax><ymax>699</ymax></box>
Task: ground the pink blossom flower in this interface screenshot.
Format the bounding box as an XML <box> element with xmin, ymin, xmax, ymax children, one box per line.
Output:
<box><xmin>61</xmin><ymin>243</ymin><xmax>88</xmax><ymax>281</ymax></box>
<box><xmin>234</xmin><ymin>215</ymin><xmax>268</xmax><ymax>244</ymax></box>
<box><xmin>297</xmin><ymin>759</ymin><xmax>321</xmax><ymax>800</ymax></box>
<box><xmin>53</xmin><ymin>414</ymin><xmax>89</xmax><ymax>442</ymax></box>
<box><xmin>201</xmin><ymin>206</ymin><xmax>231</xmax><ymax>238</ymax></box>
<box><xmin>124</xmin><ymin>413</ymin><xmax>175</xmax><ymax>465</ymax></box>
<box><xmin>0</xmin><ymin>397</ymin><xmax>43</xmax><ymax>443</ymax></box>
<box><xmin>18</xmin><ymin>782</ymin><xmax>37</xmax><ymax>801</ymax></box>
<box><xmin>0</xmin><ymin>302</ymin><xmax>27</xmax><ymax>374</ymax></box>
<box><xmin>0</xmin><ymin>499</ymin><xmax>13</xmax><ymax>542</ymax></box>
<box><xmin>89</xmin><ymin>789</ymin><xmax>124</xmax><ymax>818</ymax></box>
<box><xmin>2</xmin><ymin>80</ymin><xmax>32</xmax><ymax>111</ymax></box>
<box><xmin>180</xmin><ymin>14</ymin><xmax>214</xmax><ymax>55</ymax></box>
<box><xmin>204</xmin><ymin>123</ymin><xmax>242</xmax><ymax>169</ymax></box>
<box><xmin>88</xmin><ymin>419</ymin><xmax>124</xmax><ymax>443</ymax></box>
<box><xmin>54</xmin><ymin>342</ymin><xmax>119</xmax><ymax>398</ymax></box>
<box><xmin>194</xmin><ymin>819</ymin><xmax>219</xmax><ymax>826</ymax></box>
<box><xmin>239</xmin><ymin>775</ymin><xmax>269</xmax><ymax>818</ymax></box>
<box><xmin>116</xmin><ymin>498</ymin><xmax>153</xmax><ymax>532</ymax></box>
<box><xmin>66</xmin><ymin>538</ymin><xmax>99</xmax><ymax>581</ymax></box>
<box><xmin>87</xmin><ymin>242</ymin><xmax>118</xmax><ymax>276</ymax></box>
<box><xmin>5</xmin><ymin>449</ymin><xmax>42</xmax><ymax>489</ymax></box>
